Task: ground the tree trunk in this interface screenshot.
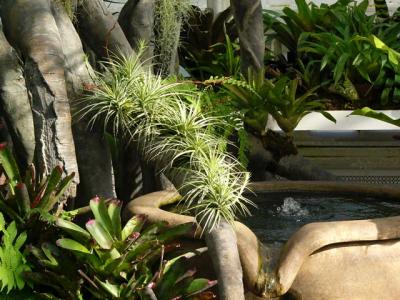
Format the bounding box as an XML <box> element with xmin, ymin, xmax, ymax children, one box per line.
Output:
<box><xmin>52</xmin><ymin>1</ymin><xmax>117</xmax><ymax>203</ymax></box>
<box><xmin>0</xmin><ymin>25</ymin><xmax>35</xmax><ymax>167</ymax></box>
<box><xmin>119</xmin><ymin>0</ymin><xmax>156</xmax><ymax>63</ymax></box>
<box><xmin>77</xmin><ymin>0</ymin><xmax>134</xmax><ymax>59</ymax></box>
<box><xmin>205</xmin><ymin>220</ymin><xmax>245</xmax><ymax>300</ymax></box>
<box><xmin>1</xmin><ymin>0</ymin><xmax>79</xmax><ymax>197</ymax></box>
<box><xmin>230</xmin><ymin>0</ymin><xmax>265</xmax><ymax>74</ymax></box>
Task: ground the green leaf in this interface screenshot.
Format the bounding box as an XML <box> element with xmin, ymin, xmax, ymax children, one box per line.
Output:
<box><xmin>0</xmin><ymin>213</ymin><xmax>5</xmax><ymax>231</ymax></box>
<box><xmin>15</xmin><ymin>183</ymin><xmax>30</xmax><ymax>219</ymax></box>
<box><xmin>89</xmin><ymin>197</ymin><xmax>114</xmax><ymax>238</ymax></box>
<box><xmin>121</xmin><ymin>215</ymin><xmax>146</xmax><ymax>241</ymax></box>
<box><xmin>56</xmin><ymin>238</ymin><xmax>91</xmax><ymax>254</ymax></box>
<box><xmin>350</xmin><ymin>107</ymin><xmax>400</xmax><ymax>127</ymax></box>
<box><xmin>157</xmin><ymin>223</ymin><xmax>194</xmax><ymax>243</ymax></box>
<box><xmin>85</xmin><ymin>220</ymin><xmax>113</xmax><ymax>250</ymax></box>
<box><xmin>37</xmin><ymin>166</ymin><xmax>63</xmax><ymax>211</ymax></box>
<box><xmin>43</xmin><ymin>172</ymin><xmax>75</xmax><ymax>212</ymax></box>
<box><xmin>56</xmin><ymin>218</ymin><xmax>91</xmax><ymax>244</ymax></box>
<box><xmin>184</xmin><ymin>278</ymin><xmax>218</xmax><ymax>297</ymax></box>
<box><xmin>334</xmin><ymin>53</ymin><xmax>350</xmax><ymax>84</ymax></box>
<box><xmin>95</xmin><ymin>278</ymin><xmax>120</xmax><ymax>297</ymax></box>
<box><xmin>107</xmin><ymin>200</ymin><xmax>122</xmax><ymax>240</ymax></box>
<box><xmin>0</xmin><ymin>145</ymin><xmax>21</xmax><ymax>195</ymax></box>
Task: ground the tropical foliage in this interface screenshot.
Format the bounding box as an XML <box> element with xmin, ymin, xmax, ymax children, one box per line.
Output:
<box><xmin>27</xmin><ymin>198</ymin><xmax>216</xmax><ymax>299</ymax></box>
<box><xmin>223</xmin><ymin>73</ymin><xmax>334</xmax><ymax>134</ymax></box>
<box><xmin>0</xmin><ymin>148</ymin><xmax>216</xmax><ymax>298</ymax></box>
<box><xmin>0</xmin><ymin>212</ymin><xmax>30</xmax><ymax>293</ymax></box>
<box><xmin>179</xmin><ymin>6</ymin><xmax>240</xmax><ymax>79</ymax></box>
<box><xmin>262</xmin><ymin>0</ymin><xmax>400</xmax><ymax>108</ymax></box>
<box><xmin>77</xmin><ymin>48</ymin><xmax>252</xmax><ymax>231</ymax></box>
<box><xmin>0</xmin><ymin>143</ymin><xmax>75</xmax><ymax>227</ymax></box>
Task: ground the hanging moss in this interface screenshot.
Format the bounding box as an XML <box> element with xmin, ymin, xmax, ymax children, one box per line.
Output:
<box><xmin>154</xmin><ymin>0</ymin><xmax>192</xmax><ymax>75</ymax></box>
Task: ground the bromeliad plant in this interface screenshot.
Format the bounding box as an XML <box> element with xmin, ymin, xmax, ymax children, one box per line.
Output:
<box><xmin>264</xmin><ymin>0</ymin><xmax>400</xmax><ymax>107</ymax></box>
<box><xmin>222</xmin><ymin>73</ymin><xmax>334</xmax><ymax>135</ymax></box>
<box><xmin>0</xmin><ymin>147</ymin><xmax>215</xmax><ymax>298</ymax></box>
<box><xmin>298</xmin><ymin>31</ymin><xmax>400</xmax><ymax>106</ymax></box>
<box><xmin>27</xmin><ymin>197</ymin><xmax>216</xmax><ymax>299</ymax></box>
<box><xmin>0</xmin><ymin>144</ymin><xmax>74</xmax><ymax>226</ymax></box>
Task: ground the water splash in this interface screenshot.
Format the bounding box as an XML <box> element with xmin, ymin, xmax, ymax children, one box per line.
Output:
<box><xmin>277</xmin><ymin>197</ymin><xmax>309</xmax><ymax>217</ymax></box>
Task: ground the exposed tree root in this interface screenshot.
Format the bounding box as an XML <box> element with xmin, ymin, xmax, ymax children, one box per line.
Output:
<box><xmin>124</xmin><ymin>189</ymin><xmax>400</xmax><ymax>299</ymax></box>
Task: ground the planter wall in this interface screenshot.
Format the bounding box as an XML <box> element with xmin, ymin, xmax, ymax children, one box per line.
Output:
<box><xmin>268</xmin><ymin>111</ymin><xmax>400</xmax><ymax>184</ymax></box>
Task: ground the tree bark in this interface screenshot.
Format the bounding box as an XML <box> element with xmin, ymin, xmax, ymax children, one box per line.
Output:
<box><xmin>51</xmin><ymin>1</ymin><xmax>116</xmax><ymax>203</ymax></box>
<box><xmin>119</xmin><ymin>0</ymin><xmax>156</xmax><ymax>63</ymax></box>
<box><xmin>1</xmin><ymin>0</ymin><xmax>79</xmax><ymax>197</ymax></box>
<box><xmin>205</xmin><ymin>220</ymin><xmax>245</xmax><ymax>300</ymax></box>
<box><xmin>230</xmin><ymin>0</ymin><xmax>265</xmax><ymax>74</ymax></box>
<box><xmin>0</xmin><ymin>25</ymin><xmax>35</xmax><ymax>167</ymax></box>
<box><xmin>77</xmin><ymin>0</ymin><xmax>134</xmax><ymax>59</ymax></box>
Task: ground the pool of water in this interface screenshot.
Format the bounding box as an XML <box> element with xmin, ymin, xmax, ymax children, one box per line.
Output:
<box><xmin>242</xmin><ymin>192</ymin><xmax>400</xmax><ymax>246</ymax></box>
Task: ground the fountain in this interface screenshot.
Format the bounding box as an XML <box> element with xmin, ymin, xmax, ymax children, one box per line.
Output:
<box><xmin>124</xmin><ymin>182</ymin><xmax>400</xmax><ymax>299</ymax></box>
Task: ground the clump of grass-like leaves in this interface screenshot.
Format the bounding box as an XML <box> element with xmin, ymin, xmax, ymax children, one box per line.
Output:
<box><xmin>77</xmin><ymin>49</ymin><xmax>252</xmax><ymax>232</ymax></box>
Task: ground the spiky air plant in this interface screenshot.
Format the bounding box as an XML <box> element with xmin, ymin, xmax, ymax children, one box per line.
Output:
<box><xmin>77</xmin><ymin>48</ymin><xmax>252</xmax><ymax>233</ymax></box>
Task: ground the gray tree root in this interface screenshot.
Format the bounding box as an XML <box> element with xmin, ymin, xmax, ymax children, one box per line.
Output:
<box><xmin>1</xmin><ymin>0</ymin><xmax>79</xmax><ymax>196</ymax></box>
<box><xmin>0</xmin><ymin>25</ymin><xmax>35</xmax><ymax>167</ymax></box>
<box><xmin>230</xmin><ymin>0</ymin><xmax>265</xmax><ymax>73</ymax></box>
<box><xmin>124</xmin><ymin>191</ymin><xmax>262</xmax><ymax>299</ymax></box>
<box><xmin>119</xmin><ymin>0</ymin><xmax>156</xmax><ymax>63</ymax></box>
<box><xmin>205</xmin><ymin>220</ymin><xmax>245</xmax><ymax>300</ymax></box>
<box><xmin>51</xmin><ymin>1</ymin><xmax>116</xmax><ymax>203</ymax></box>
<box><xmin>77</xmin><ymin>0</ymin><xmax>134</xmax><ymax>59</ymax></box>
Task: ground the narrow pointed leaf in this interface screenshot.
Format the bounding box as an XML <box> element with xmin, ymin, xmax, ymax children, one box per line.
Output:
<box><xmin>56</xmin><ymin>238</ymin><xmax>91</xmax><ymax>254</ymax></box>
<box><xmin>90</xmin><ymin>197</ymin><xmax>114</xmax><ymax>237</ymax></box>
<box><xmin>86</xmin><ymin>220</ymin><xmax>113</xmax><ymax>249</ymax></box>
<box><xmin>56</xmin><ymin>218</ymin><xmax>91</xmax><ymax>243</ymax></box>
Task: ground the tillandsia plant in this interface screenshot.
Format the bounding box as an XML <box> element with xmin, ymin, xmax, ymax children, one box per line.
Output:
<box><xmin>77</xmin><ymin>47</ymin><xmax>251</xmax><ymax>232</ymax></box>
<box><xmin>0</xmin><ymin>144</ymin><xmax>74</xmax><ymax>226</ymax></box>
<box><xmin>26</xmin><ymin>197</ymin><xmax>216</xmax><ymax>299</ymax></box>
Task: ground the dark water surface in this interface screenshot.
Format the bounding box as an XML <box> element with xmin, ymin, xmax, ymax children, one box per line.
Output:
<box><xmin>241</xmin><ymin>192</ymin><xmax>400</xmax><ymax>245</ymax></box>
